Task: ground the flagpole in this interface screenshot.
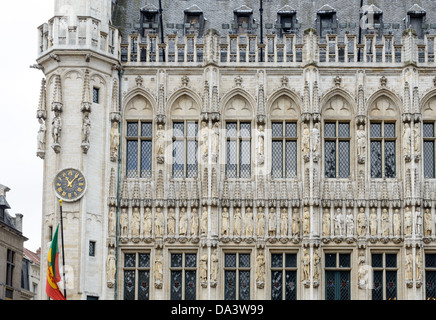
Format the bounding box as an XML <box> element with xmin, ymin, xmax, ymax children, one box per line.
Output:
<box><xmin>59</xmin><ymin>199</ymin><xmax>67</xmax><ymax>299</ymax></box>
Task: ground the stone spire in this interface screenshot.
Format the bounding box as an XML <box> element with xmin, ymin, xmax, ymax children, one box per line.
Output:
<box><xmin>52</xmin><ymin>74</ymin><xmax>63</xmax><ymax>112</ymax></box>
<box><xmin>37</xmin><ymin>78</ymin><xmax>47</xmax><ymax>120</ymax></box>
<box><xmin>81</xmin><ymin>69</ymin><xmax>92</xmax><ymax>113</ymax></box>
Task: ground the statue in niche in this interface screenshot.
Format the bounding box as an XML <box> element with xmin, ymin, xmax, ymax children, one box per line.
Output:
<box><xmin>334</xmin><ymin>208</ymin><xmax>344</xmax><ymax>236</ymax></box>
<box><xmin>313</xmin><ymin>248</ymin><xmax>320</xmax><ymax>281</ymax></box>
<box><xmin>106</xmin><ymin>249</ymin><xmax>116</xmax><ymax>286</ymax></box>
<box><xmin>369</xmin><ymin>208</ymin><xmax>377</xmax><ymax>236</ymax></box>
<box><xmin>37</xmin><ymin>118</ymin><xmax>46</xmax><ymax>152</ymax></box>
<box><xmin>245</xmin><ymin>207</ymin><xmax>254</xmax><ymax>237</ymax></box>
<box><xmin>346</xmin><ymin>208</ymin><xmax>354</xmax><ymax>237</ymax></box>
<box><xmin>256</xmin><ymin>250</ymin><xmax>265</xmax><ymax>284</ymax></box>
<box><xmin>154</xmin><ymin>250</ymin><xmax>163</xmax><ymax>285</ymax></box>
<box><xmin>156</xmin><ymin>124</ymin><xmax>165</xmax><ymax>156</ymax></box>
<box><xmin>201</xmin><ymin>206</ymin><xmax>208</xmax><ymax>235</ymax></box>
<box><xmin>155</xmin><ymin>207</ymin><xmax>164</xmax><ymax>237</ymax></box>
<box><xmin>357</xmin><ymin>250</ymin><xmax>368</xmax><ymax>289</ymax></box>
<box><xmin>200</xmin><ymin>121</ymin><xmax>209</xmax><ymax>156</ymax></box>
<box><xmin>167</xmin><ymin>208</ymin><xmax>176</xmax><ymax>236</ymax></box>
<box><xmin>416</xmin><ymin>248</ymin><xmax>422</xmax><ymax>281</ymax></box>
<box><xmin>406</xmin><ymin>249</ymin><xmax>413</xmax><ymax>281</ymax></box>
<box><xmin>416</xmin><ymin>209</ymin><xmax>423</xmax><ymax>235</ymax></box>
<box><xmin>52</xmin><ymin>110</ymin><xmax>62</xmax><ymax>144</ymax></box>
<box><xmin>292</xmin><ymin>208</ymin><xmax>300</xmax><ymax>237</ymax></box>
<box><xmin>108</xmin><ymin>206</ymin><xmax>116</xmax><ymax>236</ymax></box>
<box><xmin>280</xmin><ymin>208</ymin><xmax>288</xmax><ymax>237</ymax></box>
<box><xmin>110</xmin><ymin>122</ymin><xmax>120</xmax><ymax>160</ymax></box>
<box><xmin>257</xmin><ymin>125</ymin><xmax>265</xmax><ymax>161</ymax></box>
<box><xmin>257</xmin><ymin>207</ymin><xmax>266</xmax><ymax>237</ymax></box>
<box><xmin>311</xmin><ymin>122</ymin><xmax>320</xmax><ymax>153</ymax></box>
<box><xmin>233</xmin><ymin>208</ymin><xmax>242</xmax><ymax>237</ymax></box>
<box><xmin>212</xmin><ymin>122</ymin><xmax>220</xmax><ymax>155</ymax></box>
<box><xmin>200</xmin><ymin>254</ymin><xmax>208</xmax><ymax>283</ymax></box>
<box><xmin>211</xmin><ymin>249</ymin><xmax>218</xmax><ymax>283</ymax></box>
<box><xmin>403</xmin><ymin>123</ymin><xmax>411</xmax><ymax>155</ymax></box>
<box><xmin>221</xmin><ymin>207</ymin><xmax>230</xmax><ymax>236</ymax></box>
<box><xmin>424</xmin><ymin>208</ymin><xmax>432</xmax><ymax>237</ymax></box>
<box><xmin>268</xmin><ymin>207</ymin><xmax>276</xmax><ymax>236</ymax></box>
<box><xmin>357</xmin><ymin>125</ymin><xmax>366</xmax><ymax>162</ymax></box>
<box><xmin>179</xmin><ymin>207</ymin><xmax>188</xmax><ymax>236</ymax></box>
<box><xmin>393</xmin><ymin>208</ymin><xmax>401</xmax><ymax>237</ymax></box>
<box><xmin>302</xmin><ymin>249</ymin><xmax>310</xmax><ymax>281</ymax></box>
<box><xmin>322</xmin><ymin>208</ymin><xmax>330</xmax><ymax>237</ymax></box>
<box><xmin>302</xmin><ymin>207</ymin><xmax>310</xmax><ymax>235</ymax></box>
<box><xmin>132</xmin><ymin>207</ymin><xmax>141</xmax><ymax>237</ymax></box>
<box><xmin>404</xmin><ymin>206</ymin><xmax>412</xmax><ymax>236</ymax></box>
<box><xmin>143</xmin><ymin>207</ymin><xmax>152</xmax><ymax>237</ymax></box>
<box><xmin>381</xmin><ymin>208</ymin><xmax>389</xmax><ymax>236</ymax></box>
<box><xmin>120</xmin><ymin>207</ymin><xmax>128</xmax><ymax>237</ymax></box>
<box><xmin>357</xmin><ymin>207</ymin><xmax>366</xmax><ymax>237</ymax></box>
<box><xmin>414</xmin><ymin>123</ymin><xmax>420</xmax><ymax>154</ymax></box>
<box><xmin>82</xmin><ymin>112</ymin><xmax>91</xmax><ymax>145</ymax></box>
<box><xmin>191</xmin><ymin>207</ymin><xmax>199</xmax><ymax>237</ymax></box>
<box><xmin>302</xmin><ymin>123</ymin><xmax>310</xmax><ymax>155</ymax></box>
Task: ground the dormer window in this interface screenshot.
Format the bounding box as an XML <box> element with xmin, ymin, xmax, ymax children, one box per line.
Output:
<box><xmin>140</xmin><ymin>5</ymin><xmax>159</xmax><ymax>36</ymax></box>
<box><xmin>317</xmin><ymin>5</ymin><xmax>337</xmax><ymax>37</ymax></box>
<box><xmin>233</xmin><ymin>5</ymin><xmax>253</xmax><ymax>34</ymax></box>
<box><xmin>184</xmin><ymin>5</ymin><xmax>205</xmax><ymax>36</ymax></box>
<box><xmin>277</xmin><ymin>5</ymin><xmax>297</xmax><ymax>34</ymax></box>
<box><xmin>407</xmin><ymin>4</ymin><xmax>426</xmax><ymax>38</ymax></box>
<box><xmin>361</xmin><ymin>4</ymin><xmax>383</xmax><ymax>37</ymax></box>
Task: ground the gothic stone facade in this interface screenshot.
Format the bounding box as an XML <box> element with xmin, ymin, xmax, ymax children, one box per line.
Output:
<box><xmin>35</xmin><ymin>0</ymin><xmax>436</xmax><ymax>300</ymax></box>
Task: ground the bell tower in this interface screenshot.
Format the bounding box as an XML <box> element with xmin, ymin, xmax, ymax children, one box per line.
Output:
<box><xmin>36</xmin><ymin>0</ymin><xmax>120</xmax><ymax>300</ymax></box>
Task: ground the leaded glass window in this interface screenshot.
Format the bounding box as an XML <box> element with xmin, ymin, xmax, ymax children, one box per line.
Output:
<box><xmin>424</xmin><ymin>122</ymin><xmax>435</xmax><ymax>178</ymax></box>
<box><xmin>324</xmin><ymin>122</ymin><xmax>350</xmax><ymax>178</ymax></box>
<box><xmin>172</xmin><ymin>121</ymin><xmax>198</xmax><ymax>178</ymax></box>
<box><xmin>123</xmin><ymin>252</ymin><xmax>150</xmax><ymax>300</ymax></box>
<box><xmin>271</xmin><ymin>122</ymin><xmax>297</xmax><ymax>178</ymax></box>
<box><xmin>224</xmin><ymin>252</ymin><xmax>251</xmax><ymax>300</ymax></box>
<box><xmin>226</xmin><ymin>122</ymin><xmax>251</xmax><ymax>178</ymax></box>
<box><xmin>271</xmin><ymin>253</ymin><xmax>297</xmax><ymax>300</ymax></box>
<box><xmin>370</xmin><ymin>122</ymin><xmax>396</xmax><ymax>178</ymax></box>
<box><xmin>425</xmin><ymin>253</ymin><xmax>436</xmax><ymax>300</ymax></box>
<box><xmin>324</xmin><ymin>252</ymin><xmax>351</xmax><ymax>300</ymax></box>
<box><xmin>170</xmin><ymin>252</ymin><xmax>197</xmax><ymax>300</ymax></box>
<box><xmin>126</xmin><ymin>121</ymin><xmax>152</xmax><ymax>178</ymax></box>
<box><xmin>371</xmin><ymin>252</ymin><xmax>397</xmax><ymax>300</ymax></box>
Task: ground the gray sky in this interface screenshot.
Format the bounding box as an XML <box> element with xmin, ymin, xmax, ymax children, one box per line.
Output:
<box><xmin>0</xmin><ymin>0</ymin><xmax>54</xmax><ymax>252</ymax></box>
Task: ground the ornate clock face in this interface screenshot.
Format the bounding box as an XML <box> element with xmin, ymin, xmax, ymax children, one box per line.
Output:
<box><xmin>54</xmin><ymin>168</ymin><xmax>87</xmax><ymax>202</ymax></box>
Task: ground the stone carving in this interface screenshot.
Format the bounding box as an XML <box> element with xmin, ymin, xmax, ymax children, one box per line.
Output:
<box><xmin>155</xmin><ymin>207</ymin><xmax>164</xmax><ymax>237</ymax></box>
<box><xmin>108</xmin><ymin>206</ymin><xmax>116</xmax><ymax>236</ymax></box>
<box><xmin>346</xmin><ymin>208</ymin><xmax>354</xmax><ymax>237</ymax></box>
<box><xmin>292</xmin><ymin>208</ymin><xmax>300</xmax><ymax>237</ymax></box>
<box><xmin>257</xmin><ymin>207</ymin><xmax>266</xmax><ymax>237</ymax></box>
<box><xmin>233</xmin><ymin>208</ymin><xmax>242</xmax><ymax>237</ymax></box>
<box><xmin>143</xmin><ymin>207</ymin><xmax>152</xmax><ymax>237</ymax></box>
<box><xmin>357</xmin><ymin>125</ymin><xmax>366</xmax><ymax>163</ymax></box>
<box><xmin>393</xmin><ymin>208</ymin><xmax>401</xmax><ymax>237</ymax></box>
<box><xmin>132</xmin><ymin>207</ymin><xmax>141</xmax><ymax>238</ymax></box>
<box><xmin>322</xmin><ymin>208</ymin><xmax>330</xmax><ymax>237</ymax></box>
<box><xmin>357</xmin><ymin>207</ymin><xmax>366</xmax><ymax>237</ymax></box>
<box><xmin>369</xmin><ymin>208</ymin><xmax>377</xmax><ymax>237</ymax></box>
<box><xmin>280</xmin><ymin>208</ymin><xmax>288</xmax><ymax>237</ymax></box>
<box><xmin>406</xmin><ymin>249</ymin><xmax>413</xmax><ymax>282</ymax></box>
<box><xmin>154</xmin><ymin>250</ymin><xmax>163</xmax><ymax>288</ymax></box>
<box><xmin>403</xmin><ymin>123</ymin><xmax>411</xmax><ymax>156</ymax></box>
<box><xmin>302</xmin><ymin>249</ymin><xmax>310</xmax><ymax>281</ymax></box>
<box><xmin>82</xmin><ymin>111</ymin><xmax>91</xmax><ymax>146</ymax></box>
<box><xmin>302</xmin><ymin>207</ymin><xmax>310</xmax><ymax>235</ymax></box>
<box><xmin>334</xmin><ymin>208</ymin><xmax>344</xmax><ymax>236</ymax></box>
<box><xmin>416</xmin><ymin>248</ymin><xmax>422</xmax><ymax>282</ymax></box>
<box><xmin>200</xmin><ymin>254</ymin><xmax>208</xmax><ymax>285</ymax></box>
<box><xmin>191</xmin><ymin>207</ymin><xmax>199</xmax><ymax>237</ymax></box>
<box><xmin>256</xmin><ymin>250</ymin><xmax>265</xmax><ymax>288</ymax></box>
<box><xmin>221</xmin><ymin>207</ymin><xmax>230</xmax><ymax>236</ymax></box>
<box><xmin>311</xmin><ymin>122</ymin><xmax>320</xmax><ymax>153</ymax></box>
<box><xmin>357</xmin><ymin>250</ymin><xmax>368</xmax><ymax>289</ymax></box>
<box><xmin>302</xmin><ymin>123</ymin><xmax>310</xmax><ymax>155</ymax></box>
<box><xmin>405</xmin><ymin>207</ymin><xmax>412</xmax><ymax>236</ymax></box>
<box><xmin>381</xmin><ymin>208</ymin><xmax>389</xmax><ymax>237</ymax></box>
<box><xmin>179</xmin><ymin>207</ymin><xmax>188</xmax><ymax>236</ymax></box>
<box><xmin>156</xmin><ymin>124</ymin><xmax>165</xmax><ymax>162</ymax></box>
<box><xmin>257</xmin><ymin>125</ymin><xmax>265</xmax><ymax>164</ymax></box>
<box><xmin>268</xmin><ymin>208</ymin><xmax>276</xmax><ymax>236</ymax></box>
<box><xmin>416</xmin><ymin>209</ymin><xmax>422</xmax><ymax>235</ymax></box>
<box><xmin>424</xmin><ymin>208</ymin><xmax>432</xmax><ymax>237</ymax></box>
<box><xmin>414</xmin><ymin>123</ymin><xmax>420</xmax><ymax>154</ymax></box>
<box><xmin>37</xmin><ymin>118</ymin><xmax>46</xmax><ymax>156</ymax></box>
<box><xmin>52</xmin><ymin>111</ymin><xmax>62</xmax><ymax>145</ymax></box>
<box><xmin>313</xmin><ymin>248</ymin><xmax>320</xmax><ymax>282</ymax></box>
<box><xmin>212</xmin><ymin>122</ymin><xmax>220</xmax><ymax>156</ymax></box>
<box><xmin>200</xmin><ymin>121</ymin><xmax>209</xmax><ymax>157</ymax></box>
<box><xmin>211</xmin><ymin>249</ymin><xmax>218</xmax><ymax>285</ymax></box>
<box><xmin>106</xmin><ymin>249</ymin><xmax>116</xmax><ymax>287</ymax></box>
<box><xmin>120</xmin><ymin>207</ymin><xmax>128</xmax><ymax>237</ymax></box>
<box><xmin>110</xmin><ymin>122</ymin><xmax>120</xmax><ymax>161</ymax></box>
<box><xmin>201</xmin><ymin>206</ymin><xmax>208</xmax><ymax>235</ymax></box>
<box><xmin>167</xmin><ymin>208</ymin><xmax>176</xmax><ymax>236</ymax></box>
<box><xmin>245</xmin><ymin>207</ymin><xmax>254</xmax><ymax>237</ymax></box>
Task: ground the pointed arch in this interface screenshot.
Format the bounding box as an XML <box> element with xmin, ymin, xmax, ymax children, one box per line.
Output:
<box><xmin>267</xmin><ymin>88</ymin><xmax>302</xmax><ymax>119</ymax></box>
<box><xmin>167</xmin><ymin>88</ymin><xmax>202</xmax><ymax>119</ymax></box>
<box><xmin>366</xmin><ymin>88</ymin><xmax>402</xmax><ymax>117</ymax></box>
<box><xmin>123</xmin><ymin>88</ymin><xmax>156</xmax><ymax>120</ymax></box>
<box><xmin>321</xmin><ymin>87</ymin><xmax>356</xmax><ymax>118</ymax></box>
<box><xmin>421</xmin><ymin>89</ymin><xmax>436</xmax><ymax>118</ymax></box>
<box><xmin>221</xmin><ymin>88</ymin><xmax>255</xmax><ymax>119</ymax></box>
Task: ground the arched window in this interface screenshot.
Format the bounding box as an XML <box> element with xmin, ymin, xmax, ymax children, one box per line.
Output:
<box><xmin>422</xmin><ymin>95</ymin><xmax>436</xmax><ymax>178</ymax></box>
<box><xmin>269</xmin><ymin>94</ymin><xmax>300</xmax><ymax>178</ymax></box>
<box><xmin>124</xmin><ymin>94</ymin><xmax>154</xmax><ymax>178</ymax></box>
<box><xmin>170</xmin><ymin>94</ymin><xmax>200</xmax><ymax>178</ymax></box>
<box><xmin>368</xmin><ymin>95</ymin><xmax>399</xmax><ymax>178</ymax></box>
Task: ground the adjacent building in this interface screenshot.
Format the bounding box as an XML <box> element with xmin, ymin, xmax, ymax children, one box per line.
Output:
<box><xmin>35</xmin><ymin>0</ymin><xmax>436</xmax><ymax>300</ymax></box>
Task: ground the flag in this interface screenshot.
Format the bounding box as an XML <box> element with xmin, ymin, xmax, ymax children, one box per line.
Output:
<box><xmin>46</xmin><ymin>224</ymin><xmax>66</xmax><ymax>300</ymax></box>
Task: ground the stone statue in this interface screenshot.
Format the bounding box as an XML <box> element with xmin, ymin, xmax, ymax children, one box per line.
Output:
<box><xmin>110</xmin><ymin>122</ymin><xmax>120</xmax><ymax>160</ymax></box>
<box><xmin>416</xmin><ymin>248</ymin><xmax>422</xmax><ymax>281</ymax></box>
<box><xmin>414</xmin><ymin>123</ymin><xmax>420</xmax><ymax>154</ymax></box>
<box><xmin>143</xmin><ymin>207</ymin><xmax>152</xmax><ymax>237</ymax></box>
<box><xmin>37</xmin><ymin>118</ymin><xmax>46</xmax><ymax>151</ymax></box>
<box><xmin>52</xmin><ymin>111</ymin><xmax>62</xmax><ymax>144</ymax></box>
<box><xmin>233</xmin><ymin>208</ymin><xmax>242</xmax><ymax>236</ymax></box>
<box><xmin>212</xmin><ymin>122</ymin><xmax>220</xmax><ymax>155</ymax></box>
<box><xmin>245</xmin><ymin>207</ymin><xmax>254</xmax><ymax>237</ymax></box>
<box><xmin>311</xmin><ymin>122</ymin><xmax>320</xmax><ymax>153</ymax></box>
<box><xmin>357</xmin><ymin>125</ymin><xmax>366</xmax><ymax>160</ymax></box>
<box><xmin>257</xmin><ymin>125</ymin><xmax>265</xmax><ymax>157</ymax></box>
<box><xmin>303</xmin><ymin>207</ymin><xmax>310</xmax><ymax>235</ymax></box>
<box><xmin>199</xmin><ymin>207</ymin><xmax>207</xmax><ymax>235</ymax></box>
<box><xmin>416</xmin><ymin>209</ymin><xmax>423</xmax><ymax>235</ymax></box>
<box><xmin>357</xmin><ymin>207</ymin><xmax>366</xmax><ymax>237</ymax></box>
<box><xmin>155</xmin><ymin>207</ymin><xmax>164</xmax><ymax>237</ymax></box>
<box><xmin>393</xmin><ymin>208</ymin><xmax>401</xmax><ymax>237</ymax></box>
<box><xmin>82</xmin><ymin>112</ymin><xmax>91</xmax><ymax>144</ymax></box>
<box><xmin>322</xmin><ymin>208</ymin><xmax>330</xmax><ymax>237</ymax></box>
<box><xmin>221</xmin><ymin>207</ymin><xmax>230</xmax><ymax>236</ymax></box>
<box><xmin>313</xmin><ymin>248</ymin><xmax>320</xmax><ymax>281</ymax></box>
<box><xmin>405</xmin><ymin>206</ymin><xmax>412</xmax><ymax>236</ymax></box>
<box><xmin>200</xmin><ymin>254</ymin><xmax>208</xmax><ymax>283</ymax></box>
<box><xmin>132</xmin><ymin>207</ymin><xmax>141</xmax><ymax>237</ymax></box>
<box><xmin>346</xmin><ymin>208</ymin><xmax>354</xmax><ymax>236</ymax></box>
<box><xmin>302</xmin><ymin>249</ymin><xmax>310</xmax><ymax>281</ymax></box>
<box><xmin>268</xmin><ymin>207</ymin><xmax>276</xmax><ymax>236</ymax></box>
<box><xmin>211</xmin><ymin>249</ymin><xmax>218</xmax><ymax>283</ymax></box>
<box><xmin>179</xmin><ymin>207</ymin><xmax>188</xmax><ymax>236</ymax></box>
<box><xmin>302</xmin><ymin>123</ymin><xmax>310</xmax><ymax>154</ymax></box>
<box><xmin>190</xmin><ymin>207</ymin><xmax>199</xmax><ymax>237</ymax></box>
<box><xmin>106</xmin><ymin>249</ymin><xmax>116</xmax><ymax>285</ymax></box>
<box><xmin>154</xmin><ymin>250</ymin><xmax>163</xmax><ymax>284</ymax></box>
<box><xmin>369</xmin><ymin>208</ymin><xmax>377</xmax><ymax>236</ymax></box>
<box><xmin>167</xmin><ymin>208</ymin><xmax>176</xmax><ymax>236</ymax></box>
<box><xmin>334</xmin><ymin>208</ymin><xmax>344</xmax><ymax>236</ymax></box>
<box><xmin>280</xmin><ymin>208</ymin><xmax>288</xmax><ymax>237</ymax></box>
<box><xmin>292</xmin><ymin>208</ymin><xmax>300</xmax><ymax>237</ymax></box>
<box><xmin>424</xmin><ymin>208</ymin><xmax>432</xmax><ymax>237</ymax></box>
<box><xmin>120</xmin><ymin>207</ymin><xmax>128</xmax><ymax>237</ymax></box>
<box><xmin>256</xmin><ymin>207</ymin><xmax>265</xmax><ymax>237</ymax></box>
<box><xmin>256</xmin><ymin>250</ymin><xmax>265</xmax><ymax>283</ymax></box>
<box><xmin>200</xmin><ymin>121</ymin><xmax>209</xmax><ymax>156</ymax></box>
<box><xmin>108</xmin><ymin>206</ymin><xmax>116</xmax><ymax>236</ymax></box>
<box><xmin>381</xmin><ymin>208</ymin><xmax>389</xmax><ymax>237</ymax></box>
<box><xmin>406</xmin><ymin>249</ymin><xmax>413</xmax><ymax>281</ymax></box>
<box><xmin>156</xmin><ymin>124</ymin><xmax>165</xmax><ymax>156</ymax></box>
<box><xmin>403</xmin><ymin>123</ymin><xmax>411</xmax><ymax>155</ymax></box>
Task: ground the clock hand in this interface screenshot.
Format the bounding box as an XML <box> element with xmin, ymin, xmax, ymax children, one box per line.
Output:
<box><xmin>65</xmin><ymin>177</ymin><xmax>72</xmax><ymax>187</ymax></box>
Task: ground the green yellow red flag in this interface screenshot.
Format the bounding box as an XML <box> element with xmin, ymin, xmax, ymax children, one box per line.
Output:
<box><xmin>46</xmin><ymin>224</ymin><xmax>66</xmax><ymax>300</ymax></box>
